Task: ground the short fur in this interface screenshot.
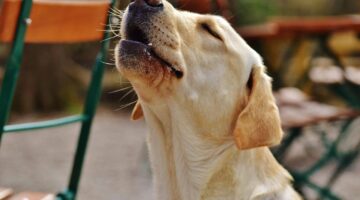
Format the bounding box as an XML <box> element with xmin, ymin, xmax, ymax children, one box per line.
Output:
<box><xmin>116</xmin><ymin>1</ymin><xmax>302</xmax><ymax>199</ymax></box>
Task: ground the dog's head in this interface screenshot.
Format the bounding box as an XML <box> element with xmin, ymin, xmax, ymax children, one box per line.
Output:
<box><xmin>115</xmin><ymin>0</ymin><xmax>283</xmax><ymax>150</ymax></box>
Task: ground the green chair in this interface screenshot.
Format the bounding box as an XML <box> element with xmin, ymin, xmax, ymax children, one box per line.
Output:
<box><xmin>0</xmin><ymin>0</ymin><xmax>115</xmax><ymax>199</ymax></box>
<box><xmin>236</xmin><ymin>16</ymin><xmax>360</xmax><ymax>200</ymax></box>
<box><xmin>274</xmin><ymin>86</ymin><xmax>359</xmax><ymax>200</ymax></box>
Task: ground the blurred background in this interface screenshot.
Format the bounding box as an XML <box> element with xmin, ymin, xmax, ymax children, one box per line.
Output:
<box><xmin>0</xmin><ymin>0</ymin><xmax>359</xmax><ymax>199</ymax></box>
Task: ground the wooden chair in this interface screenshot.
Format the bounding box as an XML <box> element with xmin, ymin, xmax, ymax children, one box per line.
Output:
<box><xmin>0</xmin><ymin>0</ymin><xmax>115</xmax><ymax>199</ymax></box>
<box><xmin>274</xmin><ymin>87</ymin><xmax>359</xmax><ymax>200</ymax></box>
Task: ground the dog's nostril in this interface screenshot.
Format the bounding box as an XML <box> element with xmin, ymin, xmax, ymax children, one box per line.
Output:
<box><xmin>144</xmin><ymin>0</ymin><xmax>163</xmax><ymax>7</ymax></box>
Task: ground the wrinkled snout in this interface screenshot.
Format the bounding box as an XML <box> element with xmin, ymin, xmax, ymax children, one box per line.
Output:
<box><xmin>124</xmin><ymin>0</ymin><xmax>166</xmax><ymax>44</ymax></box>
<box><xmin>143</xmin><ymin>0</ymin><xmax>163</xmax><ymax>7</ymax></box>
<box><xmin>128</xmin><ymin>0</ymin><xmax>164</xmax><ymax>13</ymax></box>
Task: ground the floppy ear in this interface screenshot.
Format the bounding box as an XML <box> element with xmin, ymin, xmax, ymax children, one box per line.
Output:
<box><xmin>233</xmin><ymin>66</ymin><xmax>283</xmax><ymax>150</ymax></box>
<box><xmin>131</xmin><ymin>101</ymin><xmax>143</xmax><ymax>120</ymax></box>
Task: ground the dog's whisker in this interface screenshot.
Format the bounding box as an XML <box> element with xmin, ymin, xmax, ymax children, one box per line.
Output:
<box><xmin>99</xmin><ymin>29</ymin><xmax>119</xmax><ymax>33</ymax></box>
<box><xmin>109</xmin><ymin>7</ymin><xmax>124</xmax><ymax>16</ymax></box>
<box><xmin>102</xmin><ymin>23</ymin><xmax>121</xmax><ymax>27</ymax></box>
<box><xmin>118</xmin><ymin>78</ymin><xmax>131</xmax><ymax>86</ymax></box>
<box><xmin>100</xmin><ymin>23</ymin><xmax>120</xmax><ymax>27</ymax></box>
<box><xmin>99</xmin><ymin>25</ymin><xmax>121</xmax><ymax>38</ymax></box>
<box><xmin>101</xmin><ymin>34</ymin><xmax>120</xmax><ymax>42</ymax></box>
<box><xmin>100</xmin><ymin>23</ymin><xmax>121</xmax><ymax>37</ymax></box>
<box><xmin>115</xmin><ymin>100</ymin><xmax>137</xmax><ymax>111</ymax></box>
<box><xmin>105</xmin><ymin>26</ymin><xmax>121</xmax><ymax>30</ymax></box>
<box><xmin>101</xmin><ymin>61</ymin><xmax>115</xmax><ymax>66</ymax></box>
<box><xmin>108</xmin><ymin>25</ymin><xmax>121</xmax><ymax>38</ymax></box>
<box><xmin>109</xmin><ymin>86</ymin><xmax>133</xmax><ymax>94</ymax></box>
<box><xmin>97</xmin><ymin>29</ymin><xmax>119</xmax><ymax>33</ymax></box>
<box><xmin>108</xmin><ymin>12</ymin><xmax>123</xmax><ymax>20</ymax></box>
<box><xmin>119</xmin><ymin>88</ymin><xmax>135</xmax><ymax>102</ymax></box>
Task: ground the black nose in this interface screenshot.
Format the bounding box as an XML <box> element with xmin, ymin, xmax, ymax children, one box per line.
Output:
<box><xmin>131</xmin><ymin>0</ymin><xmax>163</xmax><ymax>7</ymax></box>
<box><xmin>145</xmin><ymin>0</ymin><xmax>163</xmax><ymax>7</ymax></box>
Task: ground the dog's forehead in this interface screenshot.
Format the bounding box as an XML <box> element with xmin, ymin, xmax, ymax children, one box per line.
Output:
<box><xmin>175</xmin><ymin>11</ymin><xmax>261</xmax><ymax>76</ymax></box>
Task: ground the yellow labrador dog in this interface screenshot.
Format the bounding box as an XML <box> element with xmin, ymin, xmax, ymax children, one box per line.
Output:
<box><xmin>115</xmin><ymin>0</ymin><xmax>302</xmax><ymax>199</ymax></box>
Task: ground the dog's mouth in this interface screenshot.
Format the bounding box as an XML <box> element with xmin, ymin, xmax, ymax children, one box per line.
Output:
<box><xmin>121</xmin><ymin>25</ymin><xmax>183</xmax><ymax>79</ymax></box>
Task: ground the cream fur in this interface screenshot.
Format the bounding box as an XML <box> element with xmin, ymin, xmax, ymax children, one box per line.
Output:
<box><xmin>116</xmin><ymin>1</ymin><xmax>302</xmax><ymax>199</ymax></box>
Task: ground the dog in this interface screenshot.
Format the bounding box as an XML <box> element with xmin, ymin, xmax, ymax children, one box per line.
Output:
<box><xmin>115</xmin><ymin>0</ymin><xmax>302</xmax><ymax>199</ymax></box>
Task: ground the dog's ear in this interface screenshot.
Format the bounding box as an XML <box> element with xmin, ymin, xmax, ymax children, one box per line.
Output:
<box><xmin>232</xmin><ymin>66</ymin><xmax>283</xmax><ymax>150</ymax></box>
<box><xmin>131</xmin><ymin>101</ymin><xmax>143</xmax><ymax>120</ymax></box>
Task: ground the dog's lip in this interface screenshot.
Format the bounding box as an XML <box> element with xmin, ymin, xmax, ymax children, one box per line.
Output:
<box><xmin>121</xmin><ymin>38</ymin><xmax>183</xmax><ymax>78</ymax></box>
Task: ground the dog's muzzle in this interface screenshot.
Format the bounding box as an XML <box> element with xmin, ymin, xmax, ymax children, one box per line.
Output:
<box><xmin>127</xmin><ymin>0</ymin><xmax>164</xmax><ymax>18</ymax></box>
<box><xmin>118</xmin><ymin>0</ymin><xmax>183</xmax><ymax>78</ymax></box>
<box><xmin>142</xmin><ymin>0</ymin><xmax>164</xmax><ymax>7</ymax></box>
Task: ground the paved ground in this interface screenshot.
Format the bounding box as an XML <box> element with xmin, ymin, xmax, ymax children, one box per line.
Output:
<box><xmin>0</xmin><ymin>108</ymin><xmax>154</xmax><ymax>200</ymax></box>
<box><xmin>1</xmin><ymin>107</ymin><xmax>359</xmax><ymax>200</ymax></box>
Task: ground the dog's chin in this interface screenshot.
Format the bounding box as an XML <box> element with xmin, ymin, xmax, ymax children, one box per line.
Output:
<box><xmin>116</xmin><ymin>40</ymin><xmax>183</xmax><ymax>84</ymax></box>
<box><xmin>117</xmin><ymin>39</ymin><xmax>166</xmax><ymax>78</ymax></box>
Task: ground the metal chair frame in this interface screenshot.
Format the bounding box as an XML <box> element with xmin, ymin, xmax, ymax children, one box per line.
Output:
<box><xmin>0</xmin><ymin>0</ymin><xmax>115</xmax><ymax>199</ymax></box>
<box><xmin>271</xmin><ymin>33</ymin><xmax>360</xmax><ymax>199</ymax></box>
<box><xmin>274</xmin><ymin>118</ymin><xmax>360</xmax><ymax>200</ymax></box>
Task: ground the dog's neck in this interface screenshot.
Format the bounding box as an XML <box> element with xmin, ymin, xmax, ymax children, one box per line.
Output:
<box><xmin>142</xmin><ymin>103</ymin><xmax>292</xmax><ymax>200</ymax></box>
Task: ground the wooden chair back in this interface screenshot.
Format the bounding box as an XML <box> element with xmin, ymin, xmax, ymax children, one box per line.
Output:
<box><xmin>0</xmin><ymin>0</ymin><xmax>111</xmax><ymax>43</ymax></box>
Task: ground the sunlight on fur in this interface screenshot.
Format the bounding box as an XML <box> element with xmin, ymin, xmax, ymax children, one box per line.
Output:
<box><xmin>115</xmin><ymin>0</ymin><xmax>302</xmax><ymax>199</ymax></box>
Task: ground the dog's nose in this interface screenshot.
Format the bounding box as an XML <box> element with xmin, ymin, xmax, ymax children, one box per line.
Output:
<box><xmin>145</xmin><ymin>0</ymin><xmax>163</xmax><ymax>7</ymax></box>
<box><xmin>131</xmin><ymin>0</ymin><xmax>164</xmax><ymax>8</ymax></box>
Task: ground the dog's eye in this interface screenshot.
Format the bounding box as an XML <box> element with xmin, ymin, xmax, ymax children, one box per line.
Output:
<box><xmin>201</xmin><ymin>23</ymin><xmax>222</xmax><ymax>41</ymax></box>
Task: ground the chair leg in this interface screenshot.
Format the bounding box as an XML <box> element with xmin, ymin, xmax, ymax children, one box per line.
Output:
<box><xmin>328</xmin><ymin>150</ymin><xmax>359</xmax><ymax>188</ymax></box>
<box><xmin>0</xmin><ymin>0</ymin><xmax>33</xmax><ymax>145</ymax></box>
<box><xmin>273</xmin><ymin>127</ymin><xmax>302</xmax><ymax>162</ymax></box>
<box><xmin>58</xmin><ymin>2</ymin><xmax>115</xmax><ymax>199</ymax></box>
<box><xmin>57</xmin><ymin>53</ymin><xmax>106</xmax><ymax>200</ymax></box>
<box><xmin>322</xmin><ymin>121</ymin><xmax>360</xmax><ymax>194</ymax></box>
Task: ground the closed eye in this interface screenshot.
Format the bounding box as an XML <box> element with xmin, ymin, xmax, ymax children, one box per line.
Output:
<box><xmin>201</xmin><ymin>23</ymin><xmax>222</xmax><ymax>41</ymax></box>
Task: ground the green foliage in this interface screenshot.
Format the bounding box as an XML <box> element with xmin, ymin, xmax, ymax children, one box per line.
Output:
<box><xmin>232</xmin><ymin>0</ymin><xmax>277</xmax><ymax>25</ymax></box>
<box><xmin>231</xmin><ymin>0</ymin><xmax>360</xmax><ymax>25</ymax></box>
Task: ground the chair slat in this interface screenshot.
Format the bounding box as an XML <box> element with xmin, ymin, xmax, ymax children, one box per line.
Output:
<box><xmin>8</xmin><ymin>192</ymin><xmax>55</xmax><ymax>200</ymax></box>
<box><xmin>0</xmin><ymin>187</ymin><xmax>13</xmax><ymax>200</ymax></box>
<box><xmin>3</xmin><ymin>114</ymin><xmax>88</xmax><ymax>133</ymax></box>
<box><xmin>0</xmin><ymin>0</ymin><xmax>111</xmax><ymax>43</ymax></box>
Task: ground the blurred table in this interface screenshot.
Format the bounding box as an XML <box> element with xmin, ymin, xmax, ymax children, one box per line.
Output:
<box><xmin>238</xmin><ymin>15</ymin><xmax>360</xmax><ymax>40</ymax></box>
<box><xmin>238</xmin><ymin>15</ymin><xmax>360</xmax><ymax>90</ymax></box>
<box><xmin>240</xmin><ymin>16</ymin><xmax>360</xmax><ymax>200</ymax></box>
